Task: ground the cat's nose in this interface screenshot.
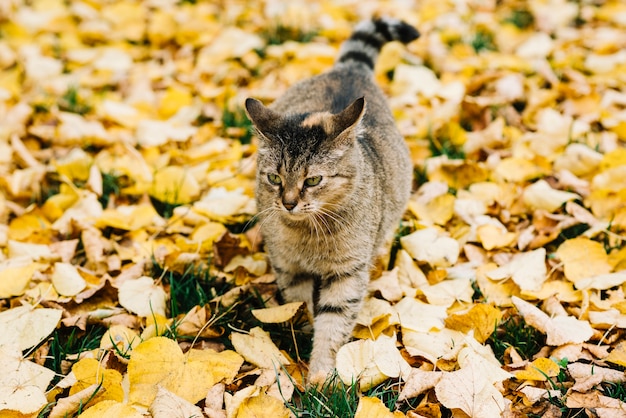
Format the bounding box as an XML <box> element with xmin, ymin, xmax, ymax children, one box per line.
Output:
<box><xmin>282</xmin><ymin>201</ymin><xmax>297</xmax><ymax>211</ymax></box>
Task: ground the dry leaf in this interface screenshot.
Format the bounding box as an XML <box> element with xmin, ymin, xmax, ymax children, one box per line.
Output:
<box><xmin>118</xmin><ymin>276</ymin><xmax>167</xmax><ymax>318</ymax></box>
<box><xmin>0</xmin><ymin>305</ymin><xmax>62</xmax><ymax>350</ymax></box>
<box><xmin>556</xmin><ymin>238</ymin><xmax>613</xmax><ymax>284</ymax></box>
<box><xmin>354</xmin><ymin>396</ymin><xmax>405</xmax><ymax>418</ymax></box>
<box><xmin>401</xmin><ymin>227</ymin><xmax>460</xmax><ymax>267</ymax></box>
<box><xmin>149</xmin><ymin>385</ymin><xmax>204</xmax><ymax>418</ymax></box>
<box><xmin>230</xmin><ymin>327</ymin><xmax>289</xmax><ymax>369</ymax></box>
<box><xmin>486</xmin><ymin>248</ymin><xmax>547</xmax><ymax>292</ymax></box>
<box><xmin>512</xmin><ymin>296</ymin><xmax>594</xmax><ymax>345</ymax></box>
<box><xmin>0</xmin><ymin>345</ymin><xmax>55</xmax><ymax>415</ymax></box>
<box><xmin>398</xmin><ymin>368</ymin><xmax>444</xmax><ymax>401</ymax></box>
<box><xmin>128</xmin><ymin>337</ymin><xmax>242</xmax><ymax>406</ymax></box>
<box><xmin>78</xmin><ymin>400</ymin><xmax>144</xmax><ymax>418</ymax></box>
<box><xmin>514</xmin><ymin>358</ymin><xmax>560</xmax><ymax>381</ymax></box>
<box><xmin>444</xmin><ymin>304</ymin><xmax>502</xmax><ymax>343</ymax></box>
<box><xmin>336</xmin><ymin>334</ymin><xmax>411</xmax><ymax>391</ymax></box>
<box><xmin>252</xmin><ymin>302</ymin><xmax>306</xmax><ymax>323</ymax></box>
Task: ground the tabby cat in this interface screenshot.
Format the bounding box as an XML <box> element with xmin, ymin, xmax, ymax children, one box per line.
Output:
<box><xmin>245</xmin><ymin>18</ymin><xmax>419</xmax><ymax>378</ymax></box>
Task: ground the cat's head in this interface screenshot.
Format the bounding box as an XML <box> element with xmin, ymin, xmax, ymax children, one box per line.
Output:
<box><xmin>245</xmin><ymin>97</ymin><xmax>365</xmax><ymax>219</ymax></box>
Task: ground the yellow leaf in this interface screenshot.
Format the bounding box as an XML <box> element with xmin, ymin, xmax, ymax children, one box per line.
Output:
<box><xmin>336</xmin><ymin>334</ymin><xmax>411</xmax><ymax>392</ymax></box>
<box><xmin>486</xmin><ymin>248</ymin><xmax>547</xmax><ymax>292</ymax></box>
<box><xmin>408</xmin><ymin>193</ymin><xmax>455</xmax><ymax>226</ymax></box>
<box><xmin>78</xmin><ymin>400</ymin><xmax>143</xmax><ymax>418</ymax></box>
<box><xmin>118</xmin><ymin>276</ymin><xmax>167</xmax><ymax>318</ymax></box>
<box><xmin>401</xmin><ymin>227</ymin><xmax>460</xmax><ymax>268</ymax></box>
<box><xmin>556</xmin><ymin>238</ymin><xmax>612</xmax><ymax>284</ymax></box>
<box><xmin>52</xmin><ymin>262</ymin><xmax>87</xmax><ymax>296</ymax></box>
<box><xmin>70</xmin><ymin>358</ymin><xmax>124</xmax><ymax>407</ymax></box>
<box><xmin>512</xmin><ymin>296</ymin><xmax>594</xmax><ymax>346</ymax></box>
<box><xmin>493</xmin><ymin>157</ymin><xmax>545</xmax><ymax>182</ymax></box>
<box><xmin>520</xmin><ymin>280</ymin><xmax>581</xmax><ymax>303</ymax></box>
<box><xmin>444</xmin><ymin>304</ymin><xmax>502</xmax><ymax>344</ymax></box>
<box><xmin>0</xmin><ymin>345</ymin><xmax>55</xmax><ymax>415</ymax></box>
<box><xmin>515</xmin><ymin>358</ymin><xmax>560</xmax><ymax>381</ymax></box>
<box><xmin>237</xmin><ymin>393</ymin><xmax>290</xmax><ymax>418</ymax></box>
<box><xmin>476</xmin><ymin>224</ymin><xmax>517</xmax><ymax>250</ymax></box>
<box><xmin>0</xmin><ymin>305</ymin><xmax>62</xmax><ymax>350</ymax></box>
<box><xmin>149</xmin><ymin>166</ymin><xmax>200</xmax><ymax>205</ymax></box>
<box><xmin>252</xmin><ymin>302</ymin><xmax>306</xmax><ymax>323</ymax></box>
<box><xmin>128</xmin><ymin>337</ymin><xmax>234</xmax><ymax>406</ymax></box>
<box><xmin>187</xmin><ymin>349</ymin><xmax>243</xmax><ymax>384</ymax></box>
<box><xmin>158</xmin><ymin>86</ymin><xmax>193</xmax><ymax>119</ymax></box>
<box><xmin>230</xmin><ymin>327</ymin><xmax>289</xmax><ymax>369</ymax></box>
<box><xmin>355</xmin><ymin>397</ymin><xmax>403</xmax><ymax>418</ymax></box>
<box><xmin>523</xmin><ymin>180</ymin><xmax>580</xmax><ymax>212</ymax></box>
<box><xmin>54</xmin><ymin>147</ymin><xmax>93</xmax><ymax>182</ymax></box>
<box><xmin>149</xmin><ymin>386</ymin><xmax>204</xmax><ymax>418</ymax></box>
<box><xmin>605</xmin><ymin>341</ymin><xmax>626</xmax><ymax>368</ymax></box>
<box><xmin>100</xmin><ymin>325</ymin><xmax>140</xmax><ymax>356</ymax></box>
<box><xmin>0</xmin><ymin>259</ymin><xmax>38</xmax><ymax>298</ymax></box>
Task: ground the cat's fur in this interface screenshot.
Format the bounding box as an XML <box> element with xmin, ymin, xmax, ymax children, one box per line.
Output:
<box><xmin>245</xmin><ymin>18</ymin><xmax>419</xmax><ymax>377</ymax></box>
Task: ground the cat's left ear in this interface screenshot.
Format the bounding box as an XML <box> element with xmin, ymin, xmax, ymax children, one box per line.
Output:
<box><xmin>330</xmin><ymin>97</ymin><xmax>366</xmax><ymax>139</ymax></box>
<box><xmin>245</xmin><ymin>98</ymin><xmax>282</xmax><ymax>138</ymax></box>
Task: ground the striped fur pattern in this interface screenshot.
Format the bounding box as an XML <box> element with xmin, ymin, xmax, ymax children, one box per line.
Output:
<box><xmin>245</xmin><ymin>18</ymin><xmax>419</xmax><ymax>378</ymax></box>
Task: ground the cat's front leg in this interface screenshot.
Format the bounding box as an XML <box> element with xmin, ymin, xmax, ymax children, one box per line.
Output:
<box><xmin>273</xmin><ymin>266</ymin><xmax>317</xmax><ymax>317</ymax></box>
<box><xmin>308</xmin><ymin>265</ymin><xmax>369</xmax><ymax>380</ymax></box>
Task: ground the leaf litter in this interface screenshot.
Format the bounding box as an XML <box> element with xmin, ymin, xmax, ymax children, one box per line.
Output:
<box><xmin>1</xmin><ymin>0</ymin><xmax>626</xmax><ymax>417</ymax></box>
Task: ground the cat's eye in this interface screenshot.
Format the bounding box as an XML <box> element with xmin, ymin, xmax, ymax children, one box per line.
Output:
<box><xmin>304</xmin><ymin>176</ymin><xmax>322</xmax><ymax>187</ymax></box>
<box><xmin>267</xmin><ymin>173</ymin><xmax>282</xmax><ymax>185</ymax></box>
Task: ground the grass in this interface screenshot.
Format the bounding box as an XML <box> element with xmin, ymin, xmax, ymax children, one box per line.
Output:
<box><xmin>601</xmin><ymin>381</ymin><xmax>626</xmax><ymax>402</ymax></box>
<box><xmin>284</xmin><ymin>371</ymin><xmax>361</xmax><ymax>417</ymax></box>
<box><xmin>427</xmin><ymin>131</ymin><xmax>465</xmax><ymax>159</ymax></box>
<box><xmin>151</xmin><ymin>258</ymin><xmax>312</xmax><ymax>359</ymax></box>
<box><xmin>45</xmin><ymin>325</ymin><xmax>107</xmax><ymax>386</ymax></box>
<box><xmin>262</xmin><ymin>23</ymin><xmax>317</xmax><ymax>46</ymax></box>
<box><xmin>471</xmin><ymin>30</ymin><xmax>497</xmax><ymax>53</ymax></box>
<box><xmin>388</xmin><ymin>221</ymin><xmax>415</xmax><ymax>269</ymax></box>
<box><xmin>504</xmin><ymin>9</ymin><xmax>534</xmax><ymax>29</ymax></box>
<box><xmin>58</xmin><ymin>85</ymin><xmax>92</xmax><ymax>115</ymax></box>
<box><xmin>98</xmin><ymin>172</ymin><xmax>125</xmax><ymax>208</ymax></box>
<box><xmin>284</xmin><ymin>373</ymin><xmax>426</xmax><ymax>417</ymax></box>
<box><xmin>222</xmin><ymin>105</ymin><xmax>254</xmax><ymax>144</ymax></box>
<box><xmin>487</xmin><ymin>314</ymin><xmax>545</xmax><ymax>362</ymax></box>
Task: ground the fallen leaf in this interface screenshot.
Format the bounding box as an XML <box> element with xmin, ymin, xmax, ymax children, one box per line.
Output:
<box><xmin>444</xmin><ymin>304</ymin><xmax>502</xmax><ymax>343</ymax></box>
<box><xmin>0</xmin><ymin>305</ymin><xmax>62</xmax><ymax>350</ymax></box>
<box><xmin>236</xmin><ymin>393</ymin><xmax>290</xmax><ymax>418</ymax></box>
<box><xmin>514</xmin><ymin>358</ymin><xmax>560</xmax><ymax>381</ymax></box>
<box><xmin>556</xmin><ymin>238</ymin><xmax>613</xmax><ymax>284</ymax></box>
<box><xmin>336</xmin><ymin>334</ymin><xmax>411</xmax><ymax>391</ymax></box>
<box><xmin>118</xmin><ymin>276</ymin><xmax>167</xmax><ymax>318</ymax></box>
<box><xmin>523</xmin><ymin>179</ymin><xmax>580</xmax><ymax>212</ymax></box>
<box><xmin>149</xmin><ymin>385</ymin><xmax>204</xmax><ymax>418</ymax></box>
<box><xmin>0</xmin><ymin>345</ymin><xmax>55</xmax><ymax>415</ymax></box>
<box><xmin>401</xmin><ymin>227</ymin><xmax>460</xmax><ymax>267</ymax></box>
<box><xmin>252</xmin><ymin>302</ymin><xmax>306</xmax><ymax>323</ymax></box>
<box><xmin>78</xmin><ymin>400</ymin><xmax>144</xmax><ymax>418</ymax></box>
<box><xmin>128</xmin><ymin>336</ymin><xmax>241</xmax><ymax>406</ymax></box>
<box><xmin>398</xmin><ymin>368</ymin><xmax>444</xmax><ymax>401</ymax></box>
<box><xmin>512</xmin><ymin>296</ymin><xmax>594</xmax><ymax>346</ymax></box>
<box><xmin>230</xmin><ymin>327</ymin><xmax>289</xmax><ymax>369</ymax></box>
<box><xmin>354</xmin><ymin>396</ymin><xmax>405</xmax><ymax>418</ymax></box>
<box><xmin>486</xmin><ymin>248</ymin><xmax>547</xmax><ymax>292</ymax></box>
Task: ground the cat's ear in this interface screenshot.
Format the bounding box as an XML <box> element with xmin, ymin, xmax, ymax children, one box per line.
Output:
<box><xmin>330</xmin><ymin>97</ymin><xmax>366</xmax><ymax>137</ymax></box>
<box><xmin>245</xmin><ymin>98</ymin><xmax>281</xmax><ymax>138</ymax></box>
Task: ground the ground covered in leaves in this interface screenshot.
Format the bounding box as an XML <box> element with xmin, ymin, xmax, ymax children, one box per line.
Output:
<box><xmin>1</xmin><ymin>0</ymin><xmax>626</xmax><ymax>417</ymax></box>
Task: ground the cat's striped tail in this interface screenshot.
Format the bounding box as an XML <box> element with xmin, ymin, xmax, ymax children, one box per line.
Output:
<box><xmin>336</xmin><ymin>17</ymin><xmax>419</xmax><ymax>70</ymax></box>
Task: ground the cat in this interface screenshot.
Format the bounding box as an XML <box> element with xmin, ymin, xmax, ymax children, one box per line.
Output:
<box><xmin>245</xmin><ymin>17</ymin><xmax>419</xmax><ymax>379</ymax></box>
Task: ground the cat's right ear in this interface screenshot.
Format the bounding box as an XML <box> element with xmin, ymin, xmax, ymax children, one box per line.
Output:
<box><xmin>245</xmin><ymin>98</ymin><xmax>281</xmax><ymax>138</ymax></box>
